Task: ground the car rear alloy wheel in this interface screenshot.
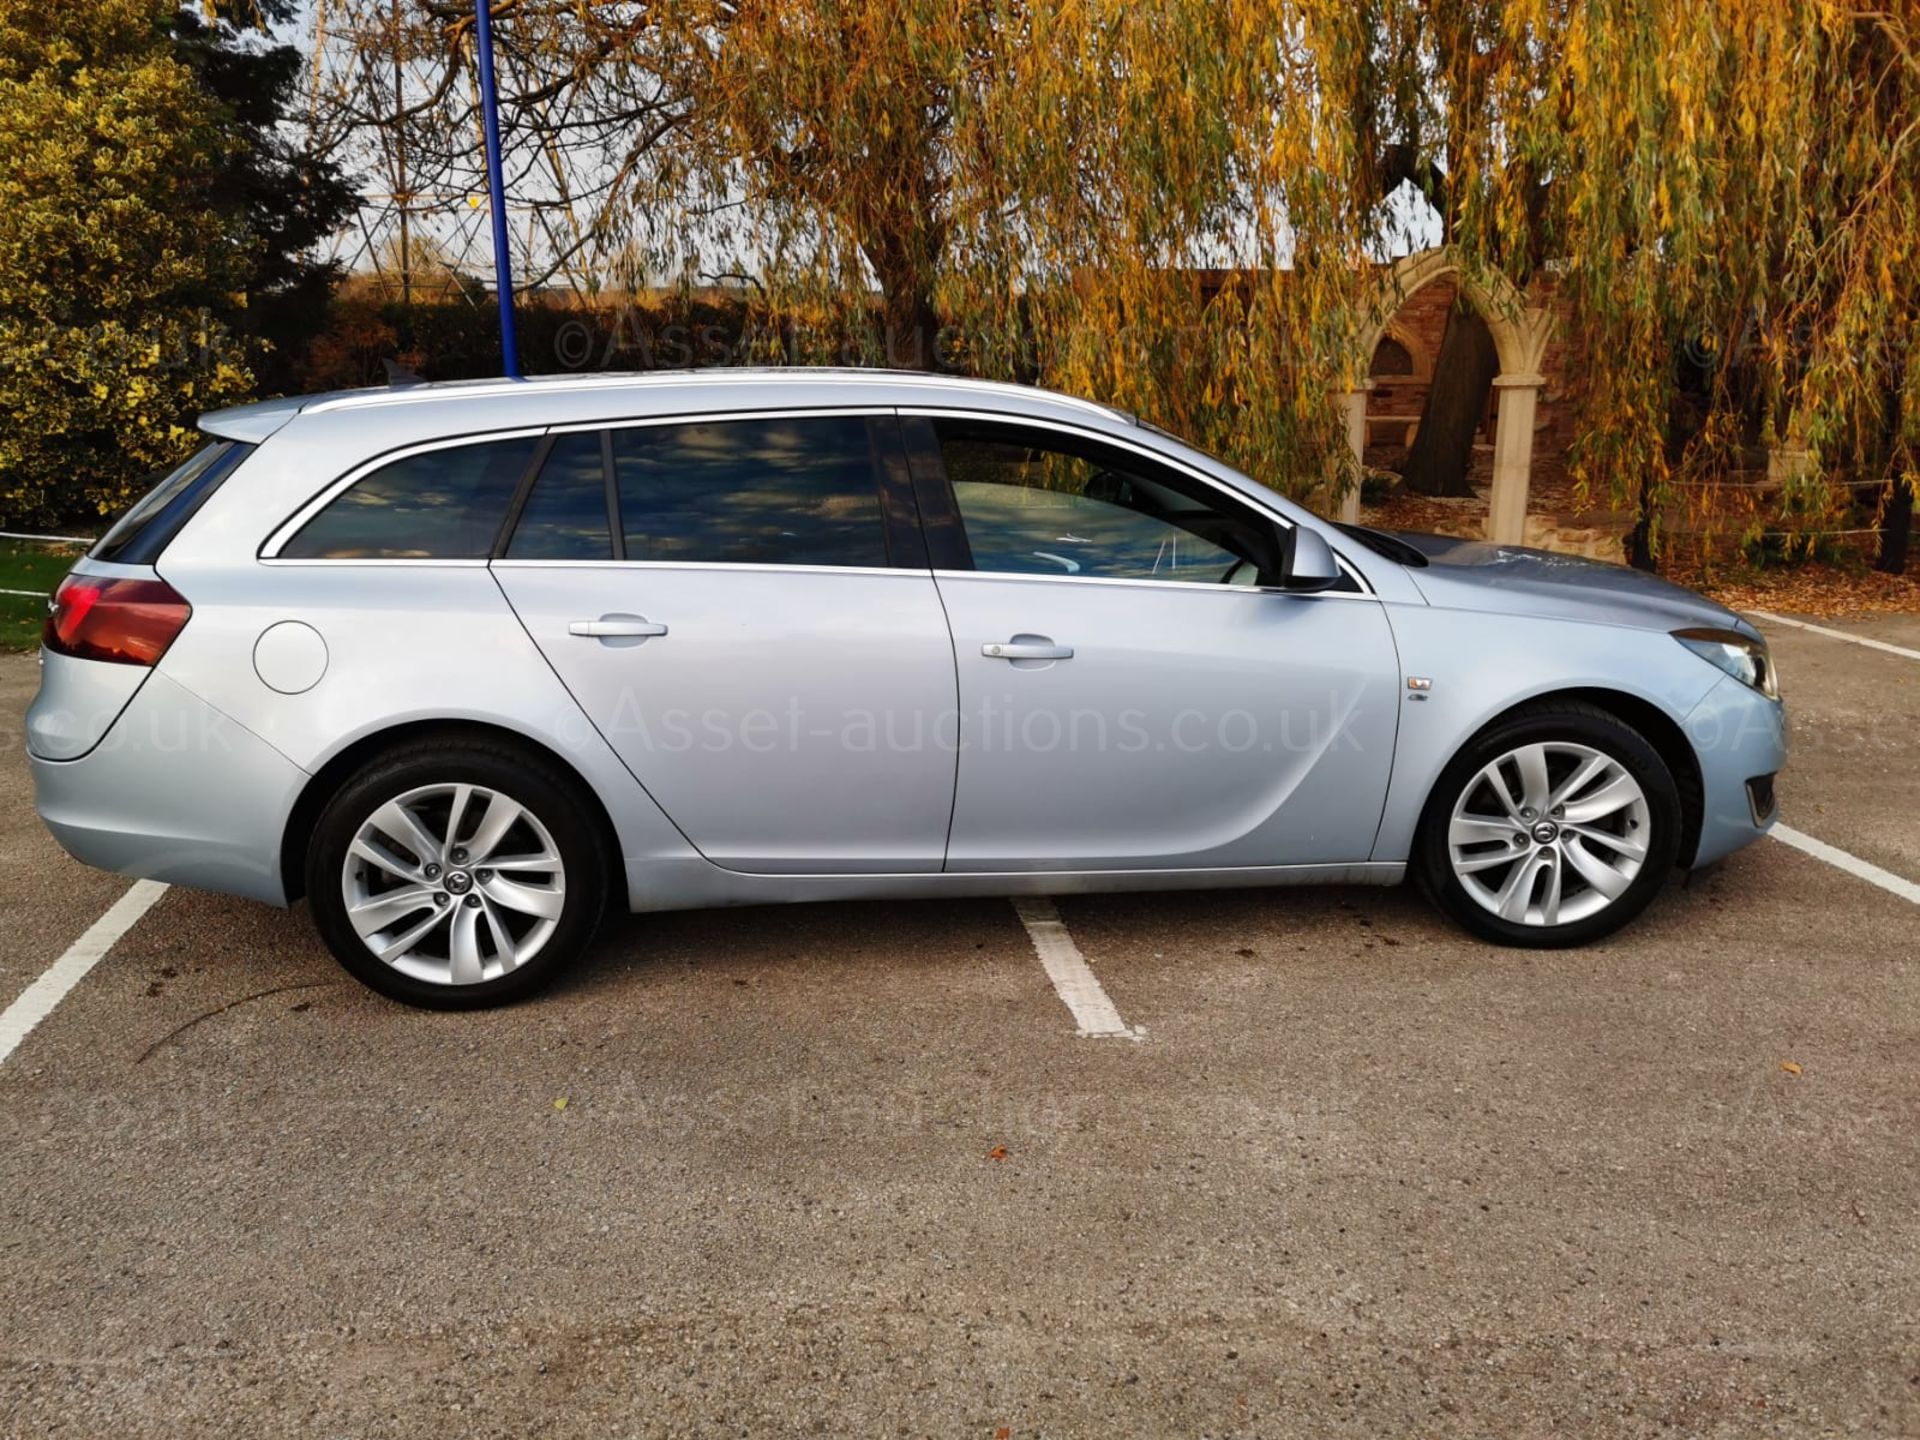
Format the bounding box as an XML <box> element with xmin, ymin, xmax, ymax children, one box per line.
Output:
<box><xmin>343</xmin><ymin>782</ymin><xmax>566</xmax><ymax>987</ymax></box>
<box><xmin>308</xmin><ymin>736</ymin><xmax>608</xmax><ymax>1007</ymax></box>
<box><xmin>1447</xmin><ymin>742</ymin><xmax>1650</xmax><ymax>928</ymax></box>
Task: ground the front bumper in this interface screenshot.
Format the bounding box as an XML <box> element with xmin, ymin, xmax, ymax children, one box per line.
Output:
<box><xmin>29</xmin><ymin>669</ymin><xmax>306</xmax><ymax>905</ymax></box>
<box><xmin>1684</xmin><ymin>674</ymin><xmax>1788</xmax><ymax>867</ymax></box>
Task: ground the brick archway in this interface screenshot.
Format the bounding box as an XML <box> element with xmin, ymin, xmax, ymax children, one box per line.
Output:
<box><xmin>1336</xmin><ymin>248</ymin><xmax>1555</xmax><ymax>543</ymax></box>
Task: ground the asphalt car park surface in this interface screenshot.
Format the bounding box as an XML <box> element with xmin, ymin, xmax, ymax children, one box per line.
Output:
<box><xmin>2</xmin><ymin>614</ymin><xmax>1916</xmax><ymax>1438</ymax></box>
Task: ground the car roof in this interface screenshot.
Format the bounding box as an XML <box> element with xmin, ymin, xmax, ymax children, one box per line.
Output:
<box><xmin>197</xmin><ymin>369</ymin><xmax>1138</xmax><ymax>445</ymax></box>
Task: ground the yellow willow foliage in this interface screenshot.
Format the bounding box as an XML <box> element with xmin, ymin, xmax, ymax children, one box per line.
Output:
<box><xmin>657</xmin><ymin>0</ymin><xmax>1386</xmax><ymax>497</ymax></box>
<box><xmin>1475</xmin><ymin>0</ymin><xmax>1917</xmax><ymax>554</ymax></box>
<box><xmin>365</xmin><ymin>0</ymin><xmax>1915</xmax><ymax>535</ymax></box>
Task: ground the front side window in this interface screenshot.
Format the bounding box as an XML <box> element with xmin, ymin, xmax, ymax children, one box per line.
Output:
<box><xmin>611</xmin><ymin>416</ymin><xmax>889</xmax><ymax>568</ymax></box>
<box><xmin>933</xmin><ymin>419</ymin><xmax>1283</xmax><ymax>585</ymax></box>
<box><xmin>280</xmin><ymin>436</ymin><xmax>537</xmax><ymax>559</ymax></box>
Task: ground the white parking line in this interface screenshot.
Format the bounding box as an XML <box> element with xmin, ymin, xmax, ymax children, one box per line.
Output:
<box><xmin>0</xmin><ymin>880</ymin><xmax>168</xmax><ymax>1067</ymax></box>
<box><xmin>1772</xmin><ymin>826</ymin><xmax>1920</xmax><ymax>906</ymax></box>
<box><xmin>1749</xmin><ymin>610</ymin><xmax>1920</xmax><ymax>662</ymax></box>
<box><xmin>1010</xmin><ymin>897</ymin><xmax>1144</xmax><ymax>1040</ymax></box>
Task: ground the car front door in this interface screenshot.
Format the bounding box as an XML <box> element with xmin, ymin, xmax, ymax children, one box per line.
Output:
<box><xmin>906</xmin><ymin>413</ymin><xmax>1402</xmax><ymax>872</ymax></box>
<box><xmin>492</xmin><ymin>412</ymin><xmax>957</xmax><ymax>874</ymax></box>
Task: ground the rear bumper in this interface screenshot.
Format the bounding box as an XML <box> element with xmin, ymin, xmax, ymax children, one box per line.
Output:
<box><xmin>29</xmin><ymin>670</ymin><xmax>305</xmax><ymax>905</ymax></box>
<box><xmin>1685</xmin><ymin>675</ymin><xmax>1788</xmax><ymax>867</ymax></box>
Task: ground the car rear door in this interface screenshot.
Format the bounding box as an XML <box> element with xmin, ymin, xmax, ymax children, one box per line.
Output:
<box><xmin>491</xmin><ymin>411</ymin><xmax>958</xmax><ymax>875</ymax></box>
<box><xmin>904</xmin><ymin>413</ymin><xmax>1402</xmax><ymax>872</ymax></box>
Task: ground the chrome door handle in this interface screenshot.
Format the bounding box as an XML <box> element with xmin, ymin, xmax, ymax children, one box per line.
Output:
<box><xmin>983</xmin><ymin>640</ymin><xmax>1073</xmax><ymax>661</ymax></box>
<box><xmin>569</xmin><ymin>619</ymin><xmax>668</xmax><ymax>638</ymax></box>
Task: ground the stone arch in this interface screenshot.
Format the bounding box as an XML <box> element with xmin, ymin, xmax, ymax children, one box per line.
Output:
<box><xmin>1335</xmin><ymin>247</ymin><xmax>1555</xmax><ymax>542</ymax></box>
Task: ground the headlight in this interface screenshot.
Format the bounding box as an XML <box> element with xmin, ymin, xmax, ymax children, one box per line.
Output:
<box><xmin>1673</xmin><ymin>627</ymin><xmax>1781</xmax><ymax>700</ymax></box>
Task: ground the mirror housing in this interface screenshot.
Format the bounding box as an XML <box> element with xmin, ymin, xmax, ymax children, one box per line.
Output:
<box><xmin>1279</xmin><ymin>525</ymin><xmax>1342</xmax><ymax>592</ymax></box>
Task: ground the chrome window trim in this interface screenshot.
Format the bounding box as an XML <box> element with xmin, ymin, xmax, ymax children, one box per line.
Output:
<box><xmin>897</xmin><ymin>406</ymin><xmax>1375</xmax><ymax>598</ymax></box>
<box><xmin>929</xmin><ymin>568</ymin><xmax>1376</xmax><ymax>602</ymax></box>
<box><xmin>261</xmin><ymin>558</ymin><xmax>493</xmax><ymax>569</ymax></box>
<box><xmin>488</xmin><ymin>560</ymin><xmax>926</xmax><ymax>579</ymax></box>
<box><xmin>257</xmin><ymin>401</ymin><xmax>1370</xmax><ymax>599</ymax></box>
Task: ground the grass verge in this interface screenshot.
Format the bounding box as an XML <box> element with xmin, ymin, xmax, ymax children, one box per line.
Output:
<box><xmin>0</xmin><ymin>540</ymin><xmax>83</xmax><ymax>653</ymax></box>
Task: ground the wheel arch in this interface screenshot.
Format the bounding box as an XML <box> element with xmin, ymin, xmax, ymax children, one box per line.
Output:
<box><xmin>279</xmin><ymin>719</ymin><xmax>625</xmax><ymax>903</ymax></box>
<box><xmin>1431</xmin><ymin>687</ymin><xmax>1705</xmax><ymax>867</ymax></box>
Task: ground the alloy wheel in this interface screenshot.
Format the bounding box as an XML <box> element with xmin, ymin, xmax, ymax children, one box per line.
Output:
<box><xmin>341</xmin><ymin>782</ymin><xmax>567</xmax><ymax>986</ymax></box>
<box><xmin>1446</xmin><ymin>741</ymin><xmax>1651</xmax><ymax>928</ymax></box>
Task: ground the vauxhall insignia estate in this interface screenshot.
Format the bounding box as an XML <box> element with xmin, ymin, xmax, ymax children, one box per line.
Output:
<box><xmin>26</xmin><ymin>371</ymin><xmax>1786</xmax><ymax>1006</ymax></box>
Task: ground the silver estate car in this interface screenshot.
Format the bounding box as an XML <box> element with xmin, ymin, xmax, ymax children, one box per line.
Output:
<box><xmin>27</xmin><ymin>371</ymin><xmax>1785</xmax><ymax>1007</ymax></box>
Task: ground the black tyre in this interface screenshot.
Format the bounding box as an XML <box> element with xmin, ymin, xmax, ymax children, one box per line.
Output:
<box><xmin>306</xmin><ymin>734</ymin><xmax>610</xmax><ymax>1008</ymax></box>
<box><xmin>1415</xmin><ymin>701</ymin><xmax>1682</xmax><ymax>948</ymax></box>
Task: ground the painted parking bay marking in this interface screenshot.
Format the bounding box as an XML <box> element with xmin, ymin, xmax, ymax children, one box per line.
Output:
<box><xmin>1749</xmin><ymin>610</ymin><xmax>1920</xmax><ymax>663</ymax></box>
<box><xmin>0</xmin><ymin>880</ymin><xmax>168</xmax><ymax>1067</ymax></box>
<box><xmin>1771</xmin><ymin>825</ymin><xmax>1920</xmax><ymax>906</ymax></box>
<box><xmin>1011</xmin><ymin>897</ymin><xmax>1144</xmax><ymax>1040</ymax></box>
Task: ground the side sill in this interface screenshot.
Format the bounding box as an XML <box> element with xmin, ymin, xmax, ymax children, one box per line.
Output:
<box><xmin>623</xmin><ymin>859</ymin><xmax>1405</xmax><ymax>914</ymax></box>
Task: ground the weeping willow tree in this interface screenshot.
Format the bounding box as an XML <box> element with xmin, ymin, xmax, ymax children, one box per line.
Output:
<box><xmin>652</xmin><ymin>0</ymin><xmax>1388</xmax><ymax>496</ymax></box>
<box><xmin>1422</xmin><ymin>0</ymin><xmax>1919</xmax><ymax>569</ymax></box>
<box><xmin>314</xmin><ymin>0</ymin><xmax>1918</xmax><ymax>562</ymax></box>
<box><xmin>1782</xmin><ymin>7</ymin><xmax>1918</xmax><ymax>574</ymax></box>
<box><xmin>306</xmin><ymin>0</ymin><xmax>689</xmax><ymax>297</ymax></box>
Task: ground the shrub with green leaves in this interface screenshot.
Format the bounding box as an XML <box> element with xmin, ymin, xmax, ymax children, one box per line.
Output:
<box><xmin>0</xmin><ymin>0</ymin><xmax>252</xmax><ymax>530</ymax></box>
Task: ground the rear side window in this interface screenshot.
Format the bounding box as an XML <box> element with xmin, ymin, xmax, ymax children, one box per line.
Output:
<box><xmin>93</xmin><ymin>440</ymin><xmax>253</xmax><ymax>565</ymax></box>
<box><xmin>611</xmin><ymin>416</ymin><xmax>889</xmax><ymax>568</ymax></box>
<box><xmin>505</xmin><ymin>433</ymin><xmax>612</xmax><ymax>560</ymax></box>
<box><xmin>280</xmin><ymin>437</ymin><xmax>537</xmax><ymax>559</ymax></box>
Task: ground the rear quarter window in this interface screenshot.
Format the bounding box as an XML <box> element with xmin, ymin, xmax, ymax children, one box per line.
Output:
<box><xmin>279</xmin><ymin>437</ymin><xmax>538</xmax><ymax>559</ymax></box>
<box><xmin>92</xmin><ymin>440</ymin><xmax>254</xmax><ymax>565</ymax></box>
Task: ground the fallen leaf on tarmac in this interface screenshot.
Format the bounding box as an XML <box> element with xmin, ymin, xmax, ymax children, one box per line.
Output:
<box><xmin>996</xmin><ymin>1429</ymin><xmax>1012</xmax><ymax>1439</ymax></box>
<box><xmin>987</xmin><ymin>1145</ymin><xmax>1008</xmax><ymax>1162</ymax></box>
<box><xmin>1779</xmin><ymin>1062</ymin><xmax>1802</xmax><ymax>1075</ymax></box>
<box><xmin>554</xmin><ymin>1096</ymin><xmax>570</xmax><ymax>1110</ymax></box>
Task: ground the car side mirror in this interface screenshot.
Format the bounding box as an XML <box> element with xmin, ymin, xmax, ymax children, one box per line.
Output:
<box><xmin>1279</xmin><ymin>526</ymin><xmax>1342</xmax><ymax>592</ymax></box>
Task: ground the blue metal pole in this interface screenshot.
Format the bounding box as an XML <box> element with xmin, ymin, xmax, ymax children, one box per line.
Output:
<box><xmin>473</xmin><ymin>0</ymin><xmax>521</xmax><ymax>379</ymax></box>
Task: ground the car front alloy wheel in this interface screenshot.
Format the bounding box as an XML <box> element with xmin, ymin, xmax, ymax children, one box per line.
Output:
<box><xmin>1446</xmin><ymin>741</ymin><xmax>1651</xmax><ymax>928</ymax></box>
<box><xmin>1419</xmin><ymin>702</ymin><xmax>1682</xmax><ymax>948</ymax></box>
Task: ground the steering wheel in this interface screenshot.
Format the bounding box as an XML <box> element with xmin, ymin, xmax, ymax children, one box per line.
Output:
<box><xmin>1220</xmin><ymin>558</ymin><xmax>1260</xmax><ymax>587</ymax></box>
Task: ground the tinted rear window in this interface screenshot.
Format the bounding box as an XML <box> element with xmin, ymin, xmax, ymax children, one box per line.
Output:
<box><xmin>611</xmin><ymin>417</ymin><xmax>888</xmax><ymax>568</ymax></box>
<box><xmin>280</xmin><ymin>437</ymin><xmax>537</xmax><ymax>559</ymax></box>
<box><xmin>505</xmin><ymin>433</ymin><xmax>612</xmax><ymax>560</ymax></box>
<box><xmin>92</xmin><ymin>440</ymin><xmax>253</xmax><ymax>565</ymax></box>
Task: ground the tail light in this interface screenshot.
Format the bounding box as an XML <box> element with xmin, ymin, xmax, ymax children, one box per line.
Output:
<box><xmin>42</xmin><ymin>575</ymin><xmax>192</xmax><ymax>666</ymax></box>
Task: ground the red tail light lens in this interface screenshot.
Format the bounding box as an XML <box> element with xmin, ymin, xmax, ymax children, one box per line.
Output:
<box><xmin>42</xmin><ymin>575</ymin><xmax>192</xmax><ymax>666</ymax></box>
